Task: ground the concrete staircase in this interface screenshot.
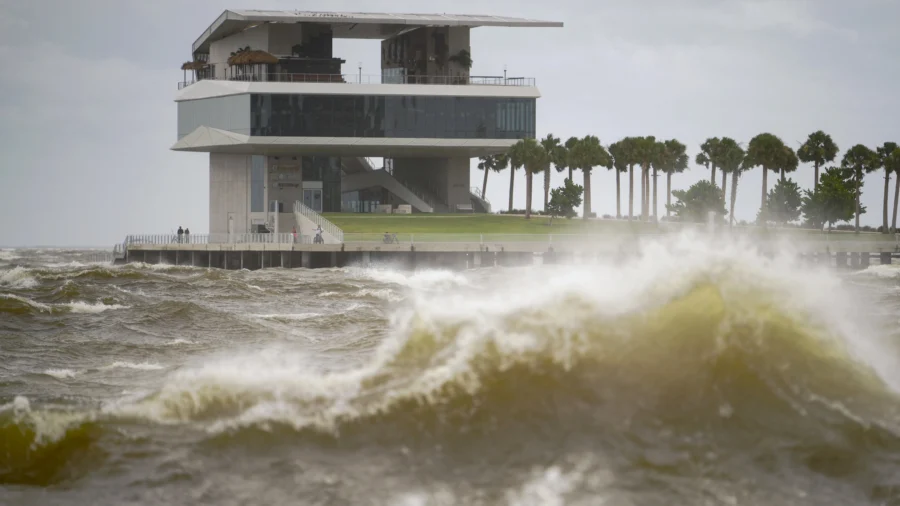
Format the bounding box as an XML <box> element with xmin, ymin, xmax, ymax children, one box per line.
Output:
<box><xmin>470</xmin><ymin>187</ymin><xmax>491</xmax><ymax>213</ymax></box>
<box><xmin>342</xmin><ymin>169</ymin><xmax>435</xmax><ymax>213</ymax></box>
<box><xmin>293</xmin><ymin>201</ymin><xmax>344</xmax><ymax>244</ymax></box>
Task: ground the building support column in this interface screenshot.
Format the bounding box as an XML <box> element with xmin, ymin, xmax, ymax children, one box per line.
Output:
<box><xmin>881</xmin><ymin>252</ymin><xmax>892</xmax><ymax>265</ymax></box>
<box><xmin>861</xmin><ymin>252</ymin><xmax>870</xmax><ymax>269</ymax></box>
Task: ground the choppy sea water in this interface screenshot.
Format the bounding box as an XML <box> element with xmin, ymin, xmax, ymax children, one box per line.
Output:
<box><xmin>2</xmin><ymin>237</ymin><xmax>900</xmax><ymax>505</ymax></box>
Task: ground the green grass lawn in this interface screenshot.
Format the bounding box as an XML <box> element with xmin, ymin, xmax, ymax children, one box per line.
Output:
<box><xmin>322</xmin><ymin>213</ymin><xmax>898</xmax><ymax>242</ymax></box>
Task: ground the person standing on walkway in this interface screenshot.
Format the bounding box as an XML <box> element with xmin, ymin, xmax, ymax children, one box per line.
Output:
<box><xmin>184</xmin><ymin>228</ymin><xmax>190</xmax><ymax>244</ymax></box>
<box><xmin>177</xmin><ymin>226</ymin><xmax>184</xmax><ymax>243</ymax></box>
<box><xmin>292</xmin><ymin>226</ymin><xmax>298</xmax><ymax>243</ymax></box>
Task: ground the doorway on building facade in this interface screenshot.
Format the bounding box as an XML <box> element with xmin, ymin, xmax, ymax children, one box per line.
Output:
<box><xmin>303</xmin><ymin>188</ymin><xmax>323</xmax><ymax>212</ymax></box>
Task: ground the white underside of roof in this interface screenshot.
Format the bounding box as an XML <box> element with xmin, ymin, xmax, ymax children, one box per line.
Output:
<box><xmin>176</xmin><ymin>80</ymin><xmax>541</xmax><ymax>101</ymax></box>
<box><xmin>172</xmin><ymin>126</ymin><xmax>516</xmax><ymax>157</ymax></box>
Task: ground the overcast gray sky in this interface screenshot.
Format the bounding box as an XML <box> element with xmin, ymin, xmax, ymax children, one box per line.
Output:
<box><xmin>0</xmin><ymin>0</ymin><xmax>898</xmax><ymax>246</ymax></box>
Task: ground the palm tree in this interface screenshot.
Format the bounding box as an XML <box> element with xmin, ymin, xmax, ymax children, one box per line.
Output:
<box><xmin>797</xmin><ymin>131</ymin><xmax>839</xmax><ymax>193</ymax></box>
<box><xmin>608</xmin><ymin>140</ymin><xmax>631</xmax><ymax>219</ymax></box>
<box><xmin>540</xmin><ymin>134</ymin><xmax>562</xmax><ymax>211</ymax></box>
<box><xmin>717</xmin><ymin>140</ymin><xmax>746</xmax><ymax>226</ymax></box>
<box><xmin>697</xmin><ymin>137</ymin><xmax>721</xmax><ymax>184</ymax></box>
<box><xmin>876</xmin><ymin>142</ymin><xmax>898</xmax><ymax>233</ymax></box>
<box><xmin>632</xmin><ymin>136</ymin><xmax>662</xmax><ymax>220</ymax></box>
<box><xmin>477</xmin><ymin>154</ymin><xmax>508</xmax><ymax>202</ymax></box>
<box><xmin>887</xmin><ymin>147</ymin><xmax>900</xmax><ymax>231</ymax></box>
<box><xmin>617</xmin><ymin>137</ymin><xmax>639</xmax><ymax>220</ymax></box>
<box><xmin>509</xmin><ymin>138</ymin><xmax>548</xmax><ymax>219</ymax></box>
<box><xmin>746</xmin><ymin>133</ymin><xmax>789</xmax><ymax>223</ymax></box>
<box><xmin>570</xmin><ymin>135</ymin><xmax>612</xmax><ymax>219</ymax></box>
<box><xmin>841</xmin><ymin>144</ymin><xmax>879</xmax><ymax>232</ymax></box>
<box><xmin>779</xmin><ymin>146</ymin><xmax>799</xmax><ymax>183</ymax></box>
<box><xmin>656</xmin><ymin>139</ymin><xmax>689</xmax><ymax>218</ymax></box>
<box><xmin>507</xmin><ymin>145</ymin><xmax>524</xmax><ymax>213</ymax></box>
<box><xmin>715</xmin><ymin>137</ymin><xmax>740</xmax><ymax>204</ymax></box>
<box><xmin>563</xmin><ymin>137</ymin><xmax>579</xmax><ymax>181</ymax></box>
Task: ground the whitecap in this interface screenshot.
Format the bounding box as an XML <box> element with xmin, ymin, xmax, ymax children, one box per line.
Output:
<box><xmin>44</xmin><ymin>368</ymin><xmax>78</xmax><ymax>379</ymax></box>
<box><xmin>101</xmin><ymin>361</ymin><xmax>165</xmax><ymax>371</ymax></box>
<box><xmin>66</xmin><ymin>301</ymin><xmax>129</xmax><ymax>313</ymax></box>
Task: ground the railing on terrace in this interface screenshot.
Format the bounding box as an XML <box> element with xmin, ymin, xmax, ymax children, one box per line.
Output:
<box><xmin>293</xmin><ymin>201</ymin><xmax>344</xmax><ymax>243</ymax></box>
<box><xmin>125</xmin><ymin>233</ymin><xmax>299</xmax><ymax>245</ymax></box>
<box><xmin>178</xmin><ymin>73</ymin><xmax>535</xmax><ymax>89</ymax></box>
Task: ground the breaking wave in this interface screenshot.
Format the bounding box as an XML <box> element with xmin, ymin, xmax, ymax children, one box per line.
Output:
<box><xmin>112</xmin><ymin>237</ymin><xmax>900</xmax><ymax>445</ymax></box>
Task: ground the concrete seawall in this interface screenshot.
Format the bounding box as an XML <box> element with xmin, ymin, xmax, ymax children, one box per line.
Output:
<box><xmin>123</xmin><ymin>242</ymin><xmax>900</xmax><ymax>271</ymax></box>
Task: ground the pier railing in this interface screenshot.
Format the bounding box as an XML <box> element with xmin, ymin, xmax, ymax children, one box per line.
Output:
<box><xmin>125</xmin><ymin>233</ymin><xmax>298</xmax><ymax>245</ymax></box>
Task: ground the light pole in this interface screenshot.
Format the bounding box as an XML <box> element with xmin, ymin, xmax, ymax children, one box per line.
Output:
<box><xmin>503</xmin><ymin>64</ymin><xmax>507</xmax><ymax>84</ymax></box>
<box><xmin>358</xmin><ymin>62</ymin><xmax>362</xmax><ymax>83</ymax></box>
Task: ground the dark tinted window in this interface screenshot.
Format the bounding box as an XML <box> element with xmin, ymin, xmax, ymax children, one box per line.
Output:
<box><xmin>250</xmin><ymin>94</ymin><xmax>534</xmax><ymax>140</ymax></box>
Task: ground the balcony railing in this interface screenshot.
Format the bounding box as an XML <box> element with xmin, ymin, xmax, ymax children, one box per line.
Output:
<box><xmin>178</xmin><ymin>73</ymin><xmax>535</xmax><ymax>90</ymax></box>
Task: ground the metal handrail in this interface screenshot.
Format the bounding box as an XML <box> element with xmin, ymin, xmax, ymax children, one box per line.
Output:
<box><xmin>124</xmin><ymin>233</ymin><xmax>295</xmax><ymax>245</ymax></box>
<box><xmin>293</xmin><ymin>201</ymin><xmax>344</xmax><ymax>243</ymax></box>
<box><xmin>178</xmin><ymin>73</ymin><xmax>536</xmax><ymax>89</ymax></box>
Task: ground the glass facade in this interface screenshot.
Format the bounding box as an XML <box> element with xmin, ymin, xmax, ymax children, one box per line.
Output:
<box><xmin>250</xmin><ymin>94</ymin><xmax>535</xmax><ymax>139</ymax></box>
<box><xmin>250</xmin><ymin>155</ymin><xmax>265</xmax><ymax>212</ymax></box>
<box><xmin>301</xmin><ymin>156</ymin><xmax>342</xmax><ymax>212</ymax></box>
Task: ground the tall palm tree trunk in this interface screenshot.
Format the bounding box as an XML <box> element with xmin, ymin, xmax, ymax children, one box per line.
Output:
<box><xmin>893</xmin><ymin>174</ymin><xmax>900</xmax><ymax>232</ymax></box>
<box><xmin>583</xmin><ymin>168</ymin><xmax>592</xmax><ymax>220</ymax></box>
<box><xmin>813</xmin><ymin>162</ymin><xmax>820</xmax><ymax>192</ymax></box>
<box><xmin>884</xmin><ymin>170</ymin><xmax>891</xmax><ymax>233</ymax></box>
<box><xmin>508</xmin><ymin>168</ymin><xmax>515</xmax><ymax>213</ymax></box>
<box><xmin>644</xmin><ymin>164</ymin><xmax>651</xmax><ymax>221</ymax></box>
<box><xmin>639</xmin><ymin>165</ymin><xmax>645</xmax><ymax>220</ymax></box>
<box><xmin>628</xmin><ymin>165</ymin><xmax>634</xmax><ymax>220</ymax></box>
<box><xmin>730</xmin><ymin>171</ymin><xmax>739</xmax><ymax>227</ymax></box>
<box><xmin>481</xmin><ymin>168</ymin><xmax>490</xmax><ymax>200</ymax></box>
<box><xmin>855</xmin><ymin>171</ymin><xmax>861</xmax><ymax>233</ymax></box>
<box><xmin>615</xmin><ymin>169</ymin><xmax>621</xmax><ymax>219</ymax></box>
<box><xmin>651</xmin><ymin>167</ymin><xmax>658</xmax><ymax>221</ymax></box>
<box><xmin>760</xmin><ymin>167</ymin><xmax>768</xmax><ymax>224</ymax></box>
<box><xmin>780</xmin><ymin>168</ymin><xmax>785</xmax><ymax>183</ymax></box>
<box><xmin>710</xmin><ymin>165</ymin><xmax>716</xmax><ymax>185</ymax></box>
<box><xmin>568</xmin><ymin>167</ymin><xmax>573</xmax><ymax>181</ymax></box>
<box><xmin>543</xmin><ymin>168</ymin><xmax>551</xmax><ymax>211</ymax></box>
<box><xmin>721</xmin><ymin>170</ymin><xmax>727</xmax><ymax>195</ymax></box>
<box><xmin>525</xmin><ymin>170</ymin><xmax>533</xmax><ymax>219</ymax></box>
<box><xmin>666</xmin><ymin>172</ymin><xmax>672</xmax><ymax>217</ymax></box>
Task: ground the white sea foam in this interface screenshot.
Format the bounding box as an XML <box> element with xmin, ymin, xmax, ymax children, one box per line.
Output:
<box><xmin>0</xmin><ymin>293</ymin><xmax>53</xmax><ymax>312</ymax></box>
<box><xmin>44</xmin><ymin>368</ymin><xmax>78</xmax><ymax>379</ymax></box>
<box><xmin>66</xmin><ymin>301</ymin><xmax>129</xmax><ymax>313</ymax></box>
<box><xmin>0</xmin><ymin>249</ymin><xmax>20</xmax><ymax>262</ymax></box>
<box><xmin>253</xmin><ymin>313</ymin><xmax>321</xmax><ymax>321</ymax></box>
<box><xmin>102</xmin><ymin>361</ymin><xmax>165</xmax><ymax>371</ymax></box>
<box><xmin>363</xmin><ymin>268</ymin><xmax>470</xmax><ymax>290</ymax></box>
<box><xmin>855</xmin><ymin>264</ymin><xmax>900</xmax><ymax>279</ymax></box>
<box><xmin>0</xmin><ymin>266</ymin><xmax>38</xmax><ymax>288</ymax></box>
<box><xmin>162</xmin><ymin>338</ymin><xmax>196</xmax><ymax>346</ymax></box>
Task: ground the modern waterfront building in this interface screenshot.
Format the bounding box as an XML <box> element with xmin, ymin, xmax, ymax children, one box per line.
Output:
<box><xmin>173</xmin><ymin>9</ymin><xmax>562</xmax><ymax>240</ymax></box>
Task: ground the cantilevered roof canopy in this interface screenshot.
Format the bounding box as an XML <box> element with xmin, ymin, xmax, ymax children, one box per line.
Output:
<box><xmin>193</xmin><ymin>9</ymin><xmax>564</xmax><ymax>53</ymax></box>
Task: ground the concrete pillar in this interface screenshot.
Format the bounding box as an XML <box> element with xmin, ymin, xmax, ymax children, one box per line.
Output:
<box><xmin>850</xmin><ymin>252</ymin><xmax>860</xmax><ymax>269</ymax></box>
<box><xmin>302</xmin><ymin>252</ymin><xmax>311</xmax><ymax>269</ymax></box>
<box><xmin>473</xmin><ymin>252</ymin><xmax>482</xmax><ymax>268</ymax></box>
<box><xmin>861</xmin><ymin>252</ymin><xmax>870</xmax><ymax>269</ymax></box>
<box><xmin>881</xmin><ymin>252</ymin><xmax>892</xmax><ymax>265</ymax></box>
<box><xmin>835</xmin><ymin>251</ymin><xmax>847</xmax><ymax>269</ymax></box>
<box><xmin>363</xmin><ymin>252</ymin><xmax>371</xmax><ymax>266</ymax></box>
<box><xmin>330</xmin><ymin>252</ymin><xmax>337</xmax><ymax>267</ymax></box>
<box><xmin>261</xmin><ymin>251</ymin><xmax>265</xmax><ymax>269</ymax></box>
<box><xmin>208</xmin><ymin>253</ymin><xmax>212</xmax><ymax>268</ymax></box>
<box><xmin>281</xmin><ymin>252</ymin><xmax>285</xmax><ymax>268</ymax></box>
<box><xmin>240</xmin><ymin>251</ymin><xmax>244</xmax><ymax>270</ymax></box>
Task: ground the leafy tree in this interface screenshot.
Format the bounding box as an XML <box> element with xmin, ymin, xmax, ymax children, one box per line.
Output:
<box><xmin>509</xmin><ymin>138</ymin><xmax>548</xmax><ymax>219</ymax></box>
<box><xmin>633</xmin><ymin>136</ymin><xmax>663</xmax><ymax>220</ymax></box>
<box><xmin>476</xmin><ymin>154</ymin><xmax>508</xmax><ymax>203</ymax></box>
<box><xmin>540</xmin><ymin>134</ymin><xmax>562</xmax><ymax>211</ymax></box>
<box><xmin>876</xmin><ymin>142</ymin><xmax>898</xmax><ymax>233</ymax></box>
<box><xmin>655</xmin><ymin>139</ymin><xmax>689</xmax><ymax>219</ymax></box>
<box><xmin>697</xmin><ymin>137</ymin><xmax>721</xmax><ymax>184</ymax></box>
<box><xmin>569</xmin><ymin>135</ymin><xmax>612</xmax><ymax>219</ymax></box>
<box><xmin>841</xmin><ymin>144</ymin><xmax>879</xmax><ymax>232</ymax></box>
<box><xmin>546</xmin><ymin>178</ymin><xmax>584</xmax><ymax>224</ymax></box>
<box><xmin>667</xmin><ymin>180</ymin><xmax>727</xmax><ymax>223</ymax></box>
<box><xmin>717</xmin><ymin>139</ymin><xmax>746</xmax><ymax>226</ymax></box>
<box><xmin>762</xmin><ymin>178</ymin><xmax>802</xmax><ymax>225</ymax></box>
<box><xmin>885</xmin><ymin>147</ymin><xmax>900</xmax><ymax>231</ymax></box>
<box><xmin>797</xmin><ymin>131</ymin><xmax>839</xmax><ymax>194</ymax></box>
<box><xmin>801</xmin><ymin>167</ymin><xmax>861</xmax><ymax>230</ymax></box>
<box><xmin>746</xmin><ymin>133</ymin><xmax>789</xmax><ymax>224</ymax></box>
